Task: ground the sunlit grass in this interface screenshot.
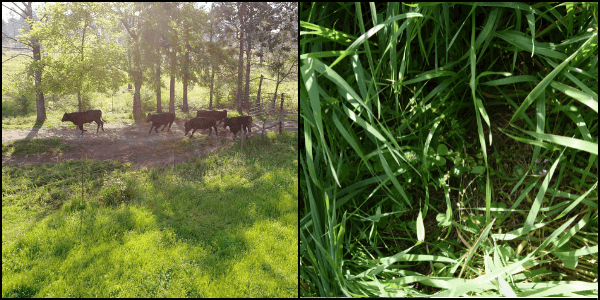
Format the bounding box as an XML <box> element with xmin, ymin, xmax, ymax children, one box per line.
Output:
<box><xmin>2</xmin><ymin>133</ymin><xmax>298</xmax><ymax>297</ymax></box>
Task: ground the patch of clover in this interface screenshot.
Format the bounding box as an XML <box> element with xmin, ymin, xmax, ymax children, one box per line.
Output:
<box><xmin>513</xmin><ymin>165</ymin><xmax>528</xmax><ymax>177</ymax></box>
<box><xmin>513</xmin><ymin>158</ymin><xmax>548</xmax><ymax>178</ymax></box>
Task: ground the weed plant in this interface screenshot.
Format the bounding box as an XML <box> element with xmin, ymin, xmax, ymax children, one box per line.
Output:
<box><xmin>300</xmin><ymin>2</ymin><xmax>598</xmax><ymax>297</ymax></box>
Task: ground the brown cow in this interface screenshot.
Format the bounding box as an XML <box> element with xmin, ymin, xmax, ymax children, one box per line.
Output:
<box><xmin>184</xmin><ymin>117</ymin><xmax>219</xmax><ymax>138</ymax></box>
<box><xmin>146</xmin><ymin>112</ymin><xmax>175</xmax><ymax>134</ymax></box>
<box><xmin>61</xmin><ymin>110</ymin><xmax>105</xmax><ymax>135</ymax></box>
<box><xmin>196</xmin><ymin>110</ymin><xmax>227</xmax><ymax>125</ymax></box>
<box><xmin>223</xmin><ymin>116</ymin><xmax>252</xmax><ymax>140</ymax></box>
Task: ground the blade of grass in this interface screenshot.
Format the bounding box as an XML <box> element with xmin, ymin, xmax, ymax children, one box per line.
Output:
<box><xmin>550</xmin><ymin>81</ymin><xmax>598</xmax><ymax>113</ymax></box>
<box><xmin>522</xmin><ymin>148</ymin><xmax>566</xmax><ymax>234</ymax></box>
<box><xmin>377</xmin><ymin>142</ymin><xmax>412</xmax><ymax>208</ymax></box>
<box><xmin>441</xmin><ymin>215</ymin><xmax>578</xmax><ymax>297</ymax></box>
<box><xmin>516</xmin><ymin>127</ymin><xmax>598</xmax><ymax>155</ymax></box>
<box><xmin>479</xmin><ymin>75</ymin><xmax>537</xmax><ymax>86</ymax></box>
<box><xmin>526</xmin><ymin>12</ymin><xmax>536</xmax><ymax>57</ymax></box>
<box><xmin>300</xmin><ymin>50</ymin><xmax>366</xmax><ymax>60</ymax></box>
<box><xmin>530</xmin><ymin>89</ymin><xmax>545</xmax><ymax>166</ymax></box>
<box><xmin>495</xmin><ymin>31</ymin><xmax>567</xmax><ymax>60</ymax></box>
<box><xmin>457</xmin><ymin>218</ymin><xmax>497</xmax><ymax>279</ymax></box>
<box><xmin>327</xmin><ymin>13</ymin><xmax>423</xmax><ymax>70</ymax></box>
<box><xmin>553</xmin><ymin>181</ymin><xmax>597</xmax><ymax>221</ymax></box>
<box><xmin>300</xmin><ymin>20</ymin><xmax>359</xmax><ymax>46</ymax></box>
<box><xmin>508</xmin><ymin>32</ymin><xmax>597</xmax><ymax>125</ymax></box>
<box><xmin>309</xmin><ymin>57</ymin><xmax>375</xmax><ymax>118</ymax></box>
<box><xmin>475</xmin><ymin>8</ymin><xmax>500</xmax><ymax>51</ymax></box>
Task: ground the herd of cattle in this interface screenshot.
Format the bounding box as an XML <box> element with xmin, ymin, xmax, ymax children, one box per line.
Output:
<box><xmin>61</xmin><ymin>109</ymin><xmax>252</xmax><ymax>139</ymax></box>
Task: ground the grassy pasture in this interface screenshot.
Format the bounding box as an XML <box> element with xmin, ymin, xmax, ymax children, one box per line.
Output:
<box><xmin>2</xmin><ymin>132</ymin><xmax>298</xmax><ymax>297</ymax></box>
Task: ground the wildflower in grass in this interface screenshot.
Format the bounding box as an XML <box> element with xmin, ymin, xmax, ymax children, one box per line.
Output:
<box><xmin>539</xmin><ymin>169</ymin><xmax>547</xmax><ymax>175</ymax></box>
<box><xmin>405</xmin><ymin>150</ymin><xmax>419</xmax><ymax>164</ymax></box>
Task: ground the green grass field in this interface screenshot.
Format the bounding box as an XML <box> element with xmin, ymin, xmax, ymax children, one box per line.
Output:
<box><xmin>2</xmin><ymin>132</ymin><xmax>298</xmax><ymax>297</ymax></box>
<box><xmin>300</xmin><ymin>2</ymin><xmax>598</xmax><ymax>297</ymax></box>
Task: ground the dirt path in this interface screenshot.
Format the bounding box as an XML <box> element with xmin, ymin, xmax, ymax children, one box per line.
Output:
<box><xmin>2</xmin><ymin>120</ymin><xmax>288</xmax><ymax>170</ymax></box>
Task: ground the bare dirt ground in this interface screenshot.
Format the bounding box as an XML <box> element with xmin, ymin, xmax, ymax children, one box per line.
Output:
<box><xmin>2</xmin><ymin>119</ymin><xmax>289</xmax><ymax>170</ymax></box>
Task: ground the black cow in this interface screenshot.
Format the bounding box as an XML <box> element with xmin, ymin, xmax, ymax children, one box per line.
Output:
<box><xmin>184</xmin><ymin>117</ymin><xmax>219</xmax><ymax>138</ymax></box>
<box><xmin>223</xmin><ymin>116</ymin><xmax>252</xmax><ymax>140</ymax></box>
<box><xmin>146</xmin><ymin>112</ymin><xmax>175</xmax><ymax>134</ymax></box>
<box><xmin>61</xmin><ymin>110</ymin><xmax>105</xmax><ymax>135</ymax></box>
<box><xmin>196</xmin><ymin>110</ymin><xmax>227</xmax><ymax>125</ymax></box>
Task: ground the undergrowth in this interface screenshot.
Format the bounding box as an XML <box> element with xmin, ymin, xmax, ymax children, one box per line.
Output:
<box><xmin>300</xmin><ymin>2</ymin><xmax>598</xmax><ymax>297</ymax></box>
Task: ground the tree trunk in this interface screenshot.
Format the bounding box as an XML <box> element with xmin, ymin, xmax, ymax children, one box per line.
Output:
<box><xmin>77</xmin><ymin>90</ymin><xmax>82</xmax><ymax>112</ymax></box>
<box><xmin>182</xmin><ymin>45</ymin><xmax>189</xmax><ymax>113</ymax></box>
<box><xmin>32</xmin><ymin>42</ymin><xmax>46</xmax><ymax>120</ymax></box>
<box><xmin>208</xmin><ymin>24</ymin><xmax>215</xmax><ymax>110</ymax></box>
<box><xmin>235</xmin><ymin>2</ymin><xmax>246</xmax><ymax>115</ymax></box>
<box><xmin>156</xmin><ymin>65</ymin><xmax>162</xmax><ymax>113</ymax></box>
<box><xmin>259</xmin><ymin>43</ymin><xmax>263</xmax><ymax>67</ymax></box>
<box><xmin>256</xmin><ymin>75</ymin><xmax>263</xmax><ymax>106</ymax></box>
<box><xmin>169</xmin><ymin>49</ymin><xmax>176</xmax><ymax>114</ymax></box>
<box><xmin>133</xmin><ymin>77</ymin><xmax>144</xmax><ymax>122</ymax></box>
<box><xmin>244</xmin><ymin>36</ymin><xmax>252</xmax><ymax>111</ymax></box>
<box><xmin>209</xmin><ymin>64</ymin><xmax>215</xmax><ymax>109</ymax></box>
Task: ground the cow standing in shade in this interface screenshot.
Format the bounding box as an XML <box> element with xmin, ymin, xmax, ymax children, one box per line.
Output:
<box><xmin>223</xmin><ymin>116</ymin><xmax>252</xmax><ymax>140</ymax></box>
<box><xmin>146</xmin><ymin>112</ymin><xmax>175</xmax><ymax>134</ymax></box>
<box><xmin>61</xmin><ymin>110</ymin><xmax>105</xmax><ymax>135</ymax></box>
<box><xmin>184</xmin><ymin>117</ymin><xmax>219</xmax><ymax>138</ymax></box>
<box><xmin>196</xmin><ymin>110</ymin><xmax>227</xmax><ymax>125</ymax></box>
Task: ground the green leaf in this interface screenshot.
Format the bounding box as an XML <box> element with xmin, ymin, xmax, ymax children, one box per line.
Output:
<box><xmin>471</xmin><ymin>166</ymin><xmax>486</xmax><ymax>174</ymax></box>
<box><xmin>451</xmin><ymin>166</ymin><xmax>466</xmax><ymax>177</ymax></box>
<box><xmin>495</xmin><ymin>31</ymin><xmax>567</xmax><ymax>60</ymax></box>
<box><xmin>417</xmin><ymin>210</ymin><xmax>425</xmax><ymax>242</ymax></box>
<box><xmin>550</xmin><ymin>81</ymin><xmax>598</xmax><ymax>113</ymax></box>
<box><xmin>300</xmin><ymin>21</ymin><xmax>358</xmax><ymax>46</ymax></box>
<box><xmin>434</xmin><ymin>155</ymin><xmax>447</xmax><ymax>166</ymax></box>
<box><xmin>437</xmin><ymin>213</ymin><xmax>452</xmax><ymax>227</ymax></box>
<box><xmin>480</xmin><ymin>75</ymin><xmax>537</xmax><ymax>86</ymax></box>
<box><xmin>300</xmin><ymin>50</ymin><xmax>366</xmax><ymax>60</ymax></box>
<box><xmin>437</xmin><ymin>144</ymin><xmax>449</xmax><ymax>156</ymax></box>
<box><xmin>517</xmin><ymin>128</ymin><xmax>598</xmax><ymax>156</ymax></box>
<box><xmin>526</xmin><ymin>13</ymin><xmax>536</xmax><ymax>56</ymax></box>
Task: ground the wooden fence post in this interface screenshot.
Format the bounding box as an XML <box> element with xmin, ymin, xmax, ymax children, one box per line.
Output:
<box><xmin>279</xmin><ymin>109</ymin><xmax>283</xmax><ymax>134</ymax></box>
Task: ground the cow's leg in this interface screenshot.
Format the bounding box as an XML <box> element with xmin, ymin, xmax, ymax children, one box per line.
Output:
<box><xmin>149</xmin><ymin>124</ymin><xmax>154</xmax><ymax>134</ymax></box>
<box><xmin>79</xmin><ymin>124</ymin><xmax>87</xmax><ymax>135</ymax></box>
